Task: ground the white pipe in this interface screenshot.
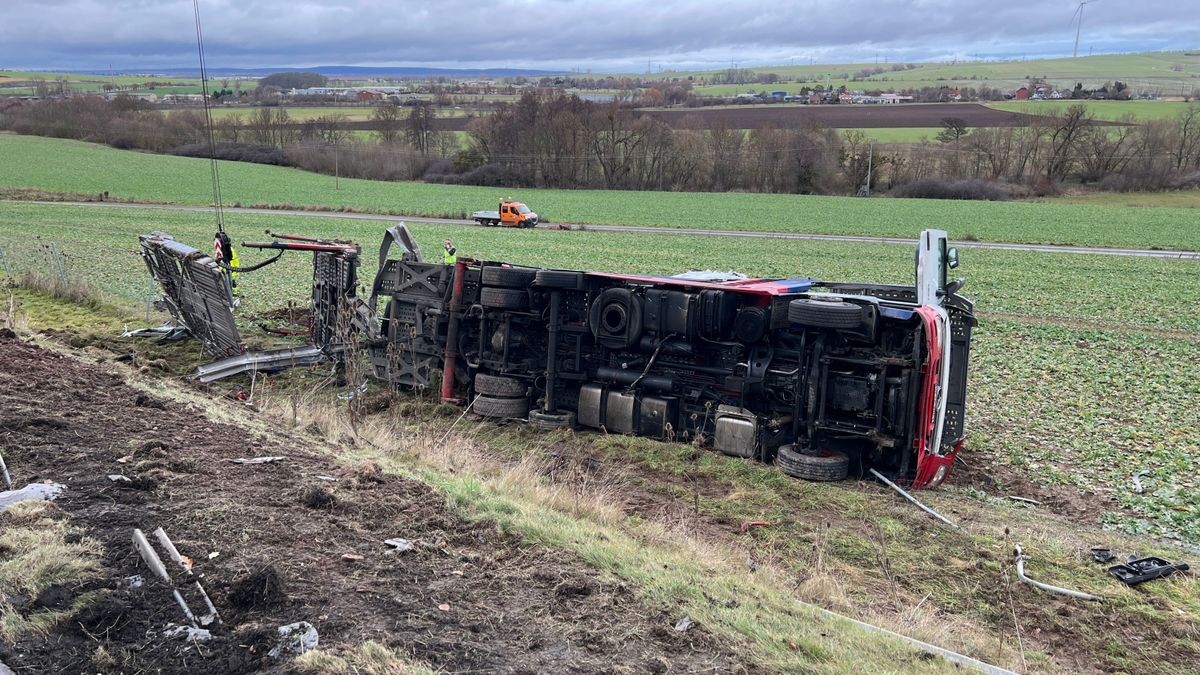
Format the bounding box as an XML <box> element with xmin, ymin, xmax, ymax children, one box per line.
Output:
<box><xmin>1014</xmin><ymin>544</ymin><xmax>1104</xmax><ymax>602</ymax></box>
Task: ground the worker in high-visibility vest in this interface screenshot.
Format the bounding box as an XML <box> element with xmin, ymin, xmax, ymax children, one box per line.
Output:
<box><xmin>214</xmin><ymin>231</ymin><xmax>241</xmax><ymax>297</ymax></box>
<box><xmin>442</xmin><ymin>239</ymin><xmax>457</xmax><ymax>265</ymax></box>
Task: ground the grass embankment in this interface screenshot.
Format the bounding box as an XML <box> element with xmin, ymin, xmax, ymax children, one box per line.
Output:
<box><xmin>2</xmin><ymin>200</ymin><xmax>1197</xmax><ymax>546</ymax></box>
<box><xmin>3</xmin><ymin>134</ymin><xmax>1200</xmax><ymax>250</ymax></box>
<box><xmin>8</xmin><ymin>284</ymin><xmax>1199</xmax><ymax>672</ymax></box>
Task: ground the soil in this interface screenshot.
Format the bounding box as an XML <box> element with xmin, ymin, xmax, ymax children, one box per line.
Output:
<box><xmin>634</xmin><ymin>103</ymin><xmax>1120</xmax><ymax>131</ymax></box>
<box><xmin>0</xmin><ymin>337</ymin><xmax>757</xmax><ymax>674</ymax></box>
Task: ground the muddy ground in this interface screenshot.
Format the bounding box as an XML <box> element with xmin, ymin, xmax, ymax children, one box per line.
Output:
<box><xmin>0</xmin><ymin>334</ymin><xmax>756</xmax><ymax>674</ymax></box>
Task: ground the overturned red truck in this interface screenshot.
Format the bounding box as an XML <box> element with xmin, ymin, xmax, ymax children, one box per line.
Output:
<box><xmin>140</xmin><ymin>227</ymin><xmax>975</xmax><ymax>488</ymax></box>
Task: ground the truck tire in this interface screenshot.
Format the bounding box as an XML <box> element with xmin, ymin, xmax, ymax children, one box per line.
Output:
<box><xmin>474</xmin><ymin>395</ymin><xmax>529</xmax><ymax>419</ymax></box>
<box><xmin>482</xmin><ymin>265</ymin><xmax>537</xmax><ymax>288</ymax></box>
<box><xmin>533</xmin><ymin>269</ymin><xmax>585</xmax><ymax>289</ymax></box>
<box><xmin>474</xmin><ymin>373</ymin><xmax>527</xmax><ymax>397</ymax></box>
<box><xmin>776</xmin><ymin>445</ymin><xmax>849</xmax><ymax>482</ymax></box>
<box><xmin>480</xmin><ymin>287</ymin><xmax>529</xmax><ymax>310</ymax></box>
<box><xmin>529</xmin><ymin>410</ymin><xmax>576</xmax><ymax>431</ymax></box>
<box><xmin>788</xmin><ymin>297</ymin><xmax>863</xmax><ymax>330</ymax></box>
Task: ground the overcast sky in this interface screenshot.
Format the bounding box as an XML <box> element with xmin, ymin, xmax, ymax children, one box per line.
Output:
<box><xmin>2</xmin><ymin>0</ymin><xmax>1197</xmax><ymax>72</ymax></box>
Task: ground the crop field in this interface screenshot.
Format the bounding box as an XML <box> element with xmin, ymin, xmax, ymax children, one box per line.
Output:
<box><xmin>638</xmin><ymin>102</ymin><xmax>1046</xmax><ymax>129</ymax></box>
<box><xmin>4</xmin><ymin>134</ymin><xmax>1200</xmax><ymax>251</ymax></box>
<box><xmin>0</xmin><ymin>69</ymin><xmax>206</xmax><ymax>94</ymax></box>
<box><xmin>1</xmin><ymin>199</ymin><xmax>1197</xmax><ymax>546</ymax></box>
<box><xmin>170</xmin><ymin>104</ymin><xmax>474</xmax><ymax>122</ymax></box>
<box><xmin>988</xmin><ymin>100</ymin><xmax>1196</xmax><ymax>121</ymax></box>
<box><xmin>645</xmin><ymin>51</ymin><xmax>1200</xmax><ymax>95</ymax></box>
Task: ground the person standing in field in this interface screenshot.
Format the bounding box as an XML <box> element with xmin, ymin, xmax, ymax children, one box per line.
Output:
<box><xmin>443</xmin><ymin>239</ymin><xmax>457</xmax><ymax>265</ymax></box>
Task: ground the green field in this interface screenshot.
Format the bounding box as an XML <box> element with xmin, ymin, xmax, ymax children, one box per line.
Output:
<box><xmin>0</xmin><ymin>199</ymin><xmax>1196</xmax><ymax>544</ymax></box>
<box><xmin>3</xmin><ymin>134</ymin><xmax>1200</xmax><ymax>251</ymax></box>
<box><xmin>988</xmin><ymin>99</ymin><xmax>1196</xmax><ymax>121</ymax></box>
<box><xmin>642</xmin><ymin>51</ymin><xmax>1200</xmax><ymax>96</ymax></box>
<box><xmin>0</xmin><ymin>69</ymin><xmax>207</xmax><ymax>95</ymax></box>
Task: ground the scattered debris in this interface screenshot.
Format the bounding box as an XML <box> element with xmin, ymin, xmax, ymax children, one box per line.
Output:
<box><xmin>738</xmin><ymin>520</ymin><xmax>771</xmax><ymax>533</ymax></box>
<box><xmin>337</xmin><ymin>380</ymin><xmax>369</xmax><ymax>401</ymax></box>
<box><xmin>0</xmin><ymin>482</ymin><xmax>65</xmax><ymax>512</ymax></box>
<box><xmin>0</xmin><ymin>446</ymin><xmax>12</xmax><ymax>490</ymax></box>
<box><xmin>869</xmin><ymin>469</ymin><xmax>959</xmax><ymax>529</ymax></box>
<box><xmin>228</xmin><ymin>456</ymin><xmax>286</xmax><ymax>464</ymax></box>
<box><xmin>1014</xmin><ymin>544</ymin><xmax>1104</xmax><ymax>602</ymax></box>
<box><xmin>1132</xmin><ymin>470</ymin><xmax>1150</xmax><ymax>494</ymax></box>
<box><xmin>384</xmin><ymin>538</ymin><xmax>415</xmax><ymax>554</ymax></box>
<box><xmin>208</xmin><ymin>551</ymin><xmax>219</xmax><ymax>560</ymax></box>
<box><xmin>108</xmin><ymin>474</ymin><xmax>132</xmax><ymax>483</ymax></box>
<box><xmin>1090</xmin><ymin>547</ymin><xmax>1116</xmax><ymax>563</ymax></box>
<box><xmin>0</xmin><ymin>658</ymin><xmax>13</xmax><ymax>675</ymax></box>
<box><xmin>316</xmin><ymin>475</ymin><xmax>338</xmax><ymax>482</ymax></box>
<box><xmin>116</xmin><ymin>454</ymin><xmax>133</xmax><ymax>464</ymax></box>
<box><xmin>162</xmin><ymin>623</ymin><xmax>213</xmax><ymax>642</ymax></box>
<box><xmin>1108</xmin><ymin>557</ymin><xmax>1190</xmax><ymax>586</ymax></box>
<box><xmin>674</xmin><ymin>616</ymin><xmax>696</xmax><ymax>632</ymax></box>
<box><xmin>438</xmin><ymin>603</ymin><xmax>451</xmax><ymax>612</ymax></box>
<box><xmin>267</xmin><ymin>622</ymin><xmax>319</xmax><ymax>658</ymax></box>
<box><xmin>124</xmin><ymin>574</ymin><xmax>145</xmax><ymax>589</ymax></box>
<box><xmin>154</xmin><ymin>527</ymin><xmax>221</xmax><ymax>626</ymax></box>
<box><xmin>133</xmin><ymin>528</ymin><xmax>200</xmax><ymax>626</ymax></box>
<box><xmin>1006</xmin><ymin>495</ymin><xmax>1041</xmax><ymax>506</ymax></box>
<box><xmin>342</xmin><ymin>553</ymin><xmax>364</xmax><ymax>562</ymax></box>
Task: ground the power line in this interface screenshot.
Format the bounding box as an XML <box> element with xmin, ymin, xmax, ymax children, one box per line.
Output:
<box><xmin>192</xmin><ymin>0</ymin><xmax>224</xmax><ymax>234</ymax></box>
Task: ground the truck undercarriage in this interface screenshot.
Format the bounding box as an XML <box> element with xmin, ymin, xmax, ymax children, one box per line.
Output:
<box><xmin>139</xmin><ymin>226</ymin><xmax>975</xmax><ymax>488</ymax></box>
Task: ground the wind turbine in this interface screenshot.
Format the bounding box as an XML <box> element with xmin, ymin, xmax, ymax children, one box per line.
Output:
<box><xmin>1072</xmin><ymin>0</ymin><xmax>1101</xmax><ymax>58</ymax></box>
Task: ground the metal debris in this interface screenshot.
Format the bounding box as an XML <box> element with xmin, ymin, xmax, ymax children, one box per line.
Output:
<box><xmin>384</xmin><ymin>538</ymin><xmax>415</xmax><ymax>554</ymax></box>
<box><xmin>108</xmin><ymin>474</ymin><xmax>132</xmax><ymax>483</ymax></box>
<box><xmin>133</xmin><ymin>528</ymin><xmax>199</xmax><ymax>626</ymax></box>
<box><xmin>228</xmin><ymin>456</ymin><xmax>287</xmax><ymax>464</ymax></box>
<box><xmin>0</xmin><ymin>446</ymin><xmax>12</xmax><ymax>490</ymax></box>
<box><xmin>337</xmin><ymin>380</ymin><xmax>370</xmax><ymax>401</ymax></box>
<box><xmin>125</xmin><ymin>575</ymin><xmax>145</xmax><ymax>589</ymax></box>
<box><xmin>163</xmin><ymin>623</ymin><xmax>213</xmax><ymax>642</ymax></box>
<box><xmin>268</xmin><ymin>622</ymin><xmax>319</xmax><ymax>658</ymax></box>
<box><xmin>154</xmin><ymin>528</ymin><xmax>221</xmax><ymax>626</ymax></box>
<box><xmin>1006</xmin><ymin>495</ymin><xmax>1041</xmax><ymax>506</ymax></box>
<box><xmin>1014</xmin><ymin>544</ymin><xmax>1104</xmax><ymax>602</ymax></box>
<box><xmin>1132</xmin><ymin>470</ymin><xmax>1150</xmax><ymax>494</ymax></box>
<box><xmin>0</xmin><ymin>482</ymin><xmax>65</xmax><ymax>512</ymax></box>
<box><xmin>1090</xmin><ymin>547</ymin><xmax>1116</xmax><ymax>563</ymax></box>
<box><xmin>869</xmin><ymin>468</ymin><xmax>959</xmax><ymax>529</ymax></box>
<box><xmin>674</xmin><ymin>616</ymin><xmax>696</xmax><ymax>632</ymax></box>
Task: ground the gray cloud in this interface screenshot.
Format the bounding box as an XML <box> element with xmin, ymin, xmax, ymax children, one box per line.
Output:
<box><xmin>1</xmin><ymin>0</ymin><xmax>1196</xmax><ymax>71</ymax></box>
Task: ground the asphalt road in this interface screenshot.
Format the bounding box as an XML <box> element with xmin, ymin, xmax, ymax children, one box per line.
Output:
<box><xmin>15</xmin><ymin>200</ymin><xmax>1200</xmax><ymax>260</ymax></box>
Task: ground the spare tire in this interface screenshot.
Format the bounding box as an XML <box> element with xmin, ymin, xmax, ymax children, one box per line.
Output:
<box><xmin>482</xmin><ymin>265</ymin><xmax>537</xmax><ymax>288</ymax></box>
<box><xmin>474</xmin><ymin>373</ymin><xmax>527</xmax><ymax>397</ymax></box>
<box><xmin>474</xmin><ymin>395</ymin><xmax>529</xmax><ymax>419</ymax></box>
<box><xmin>533</xmin><ymin>269</ymin><xmax>585</xmax><ymax>290</ymax></box>
<box><xmin>480</xmin><ymin>287</ymin><xmax>529</xmax><ymax>310</ymax></box>
<box><xmin>776</xmin><ymin>445</ymin><xmax>849</xmax><ymax>481</ymax></box>
<box><xmin>788</xmin><ymin>297</ymin><xmax>863</xmax><ymax>330</ymax></box>
<box><xmin>529</xmin><ymin>410</ymin><xmax>576</xmax><ymax>431</ymax></box>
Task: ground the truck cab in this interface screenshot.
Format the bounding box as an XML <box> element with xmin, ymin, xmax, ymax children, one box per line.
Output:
<box><xmin>473</xmin><ymin>200</ymin><xmax>539</xmax><ymax>228</ymax></box>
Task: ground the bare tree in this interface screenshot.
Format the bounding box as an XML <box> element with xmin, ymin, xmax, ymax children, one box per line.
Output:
<box><xmin>372</xmin><ymin>102</ymin><xmax>403</xmax><ymax>145</ymax></box>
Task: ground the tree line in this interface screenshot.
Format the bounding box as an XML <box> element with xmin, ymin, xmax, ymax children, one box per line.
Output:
<box><xmin>2</xmin><ymin>92</ymin><xmax>1198</xmax><ymax>198</ymax></box>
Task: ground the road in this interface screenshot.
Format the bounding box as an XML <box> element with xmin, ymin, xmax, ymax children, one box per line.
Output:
<box><xmin>14</xmin><ymin>200</ymin><xmax>1200</xmax><ymax>260</ymax></box>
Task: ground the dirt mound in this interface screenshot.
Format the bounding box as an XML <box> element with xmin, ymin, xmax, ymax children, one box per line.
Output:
<box><xmin>0</xmin><ymin>338</ymin><xmax>755</xmax><ymax>674</ymax></box>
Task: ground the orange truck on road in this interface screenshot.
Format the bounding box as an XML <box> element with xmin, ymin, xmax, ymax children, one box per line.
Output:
<box><xmin>472</xmin><ymin>200</ymin><xmax>540</xmax><ymax>228</ymax></box>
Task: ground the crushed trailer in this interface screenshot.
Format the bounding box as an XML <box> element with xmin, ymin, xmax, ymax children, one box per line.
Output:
<box><xmin>141</xmin><ymin>226</ymin><xmax>975</xmax><ymax>488</ymax></box>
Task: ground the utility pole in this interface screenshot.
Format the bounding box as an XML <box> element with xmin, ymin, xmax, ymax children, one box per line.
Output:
<box><xmin>334</xmin><ymin>141</ymin><xmax>340</xmax><ymax>190</ymax></box>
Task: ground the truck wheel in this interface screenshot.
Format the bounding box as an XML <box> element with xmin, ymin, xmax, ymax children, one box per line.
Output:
<box><xmin>474</xmin><ymin>395</ymin><xmax>529</xmax><ymax>419</ymax></box>
<box><xmin>474</xmin><ymin>373</ymin><xmax>527</xmax><ymax>397</ymax></box>
<box><xmin>776</xmin><ymin>445</ymin><xmax>849</xmax><ymax>482</ymax></box>
<box><xmin>480</xmin><ymin>287</ymin><xmax>529</xmax><ymax>310</ymax></box>
<box><xmin>529</xmin><ymin>410</ymin><xmax>576</xmax><ymax>431</ymax></box>
<box><xmin>788</xmin><ymin>297</ymin><xmax>863</xmax><ymax>330</ymax></box>
<box><xmin>482</xmin><ymin>265</ymin><xmax>537</xmax><ymax>288</ymax></box>
<box><xmin>533</xmin><ymin>269</ymin><xmax>585</xmax><ymax>289</ymax></box>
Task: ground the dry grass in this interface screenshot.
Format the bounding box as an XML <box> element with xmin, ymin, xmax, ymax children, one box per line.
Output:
<box><xmin>295</xmin><ymin>640</ymin><xmax>436</xmax><ymax>674</ymax></box>
<box><xmin>0</xmin><ymin>501</ymin><xmax>104</xmax><ymax>643</ymax></box>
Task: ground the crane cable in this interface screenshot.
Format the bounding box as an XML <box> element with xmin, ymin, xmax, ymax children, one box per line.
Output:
<box><xmin>192</xmin><ymin>0</ymin><xmax>224</xmax><ymax>234</ymax></box>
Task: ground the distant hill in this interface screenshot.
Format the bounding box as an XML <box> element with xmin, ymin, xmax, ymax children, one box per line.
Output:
<box><xmin>70</xmin><ymin>65</ymin><xmax>563</xmax><ymax>78</ymax></box>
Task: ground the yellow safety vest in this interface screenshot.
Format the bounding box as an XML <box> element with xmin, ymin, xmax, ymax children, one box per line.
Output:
<box><xmin>443</xmin><ymin>247</ymin><xmax>457</xmax><ymax>265</ymax></box>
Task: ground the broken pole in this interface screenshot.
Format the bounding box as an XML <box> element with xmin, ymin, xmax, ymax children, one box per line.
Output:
<box><xmin>869</xmin><ymin>468</ymin><xmax>959</xmax><ymax>529</ymax></box>
<box><xmin>132</xmin><ymin>528</ymin><xmax>199</xmax><ymax>627</ymax></box>
<box><xmin>0</xmin><ymin>447</ymin><xmax>12</xmax><ymax>490</ymax></box>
